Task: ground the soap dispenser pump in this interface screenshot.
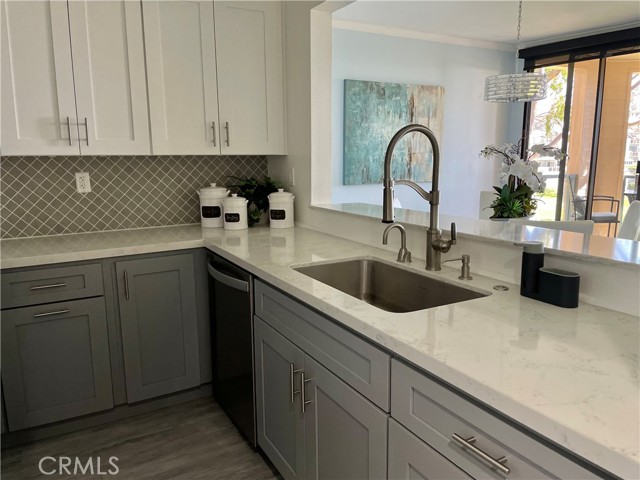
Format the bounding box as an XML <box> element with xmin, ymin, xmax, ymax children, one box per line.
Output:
<box><xmin>515</xmin><ymin>241</ymin><xmax>545</xmax><ymax>299</ymax></box>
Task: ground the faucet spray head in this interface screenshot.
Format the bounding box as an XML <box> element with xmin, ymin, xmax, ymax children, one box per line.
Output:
<box><xmin>382</xmin><ymin>179</ymin><xmax>395</xmax><ymax>223</ymax></box>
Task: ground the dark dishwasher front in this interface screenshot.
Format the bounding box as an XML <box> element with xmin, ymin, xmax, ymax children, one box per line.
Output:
<box><xmin>208</xmin><ymin>253</ymin><xmax>256</xmax><ymax>448</ymax></box>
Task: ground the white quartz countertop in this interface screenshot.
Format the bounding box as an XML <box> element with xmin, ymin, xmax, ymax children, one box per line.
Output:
<box><xmin>316</xmin><ymin>203</ymin><xmax>640</xmax><ymax>266</ymax></box>
<box><xmin>0</xmin><ymin>225</ymin><xmax>205</xmax><ymax>269</ymax></box>
<box><xmin>1</xmin><ymin>225</ymin><xmax>638</xmax><ymax>478</ymax></box>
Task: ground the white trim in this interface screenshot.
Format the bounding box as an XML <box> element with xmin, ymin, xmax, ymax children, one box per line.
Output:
<box><xmin>332</xmin><ymin>19</ymin><xmax>515</xmax><ymax>52</ymax></box>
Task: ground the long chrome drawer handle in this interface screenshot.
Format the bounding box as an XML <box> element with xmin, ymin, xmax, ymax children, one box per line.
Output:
<box><xmin>300</xmin><ymin>372</ymin><xmax>312</xmax><ymax>413</ymax></box>
<box><xmin>452</xmin><ymin>433</ymin><xmax>510</xmax><ymax>475</ymax></box>
<box><xmin>34</xmin><ymin>309</ymin><xmax>70</xmax><ymax>318</ymax></box>
<box><xmin>30</xmin><ymin>283</ymin><xmax>67</xmax><ymax>291</ymax></box>
<box><xmin>289</xmin><ymin>363</ymin><xmax>301</xmax><ymax>404</ymax></box>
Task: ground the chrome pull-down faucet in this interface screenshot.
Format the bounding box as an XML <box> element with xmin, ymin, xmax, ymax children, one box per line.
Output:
<box><xmin>382</xmin><ymin>223</ymin><xmax>412</xmax><ymax>263</ymax></box>
<box><xmin>382</xmin><ymin>124</ymin><xmax>456</xmax><ymax>270</ymax></box>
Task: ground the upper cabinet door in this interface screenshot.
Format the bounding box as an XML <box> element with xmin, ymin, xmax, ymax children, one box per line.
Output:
<box><xmin>143</xmin><ymin>1</ymin><xmax>220</xmax><ymax>155</ymax></box>
<box><xmin>1</xmin><ymin>1</ymin><xmax>79</xmax><ymax>156</ymax></box>
<box><xmin>214</xmin><ymin>1</ymin><xmax>285</xmax><ymax>155</ymax></box>
<box><xmin>68</xmin><ymin>0</ymin><xmax>150</xmax><ymax>155</ymax></box>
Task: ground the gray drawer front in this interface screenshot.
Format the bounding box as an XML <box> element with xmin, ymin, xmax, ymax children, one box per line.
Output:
<box><xmin>255</xmin><ymin>280</ymin><xmax>390</xmax><ymax>411</ymax></box>
<box><xmin>1</xmin><ymin>297</ymin><xmax>114</xmax><ymax>430</ymax></box>
<box><xmin>1</xmin><ymin>264</ymin><xmax>104</xmax><ymax>308</ymax></box>
<box><xmin>391</xmin><ymin>360</ymin><xmax>601</xmax><ymax>480</ymax></box>
<box><xmin>388</xmin><ymin>418</ymin><xmax>472</xmax><ymax>480</ymax></box>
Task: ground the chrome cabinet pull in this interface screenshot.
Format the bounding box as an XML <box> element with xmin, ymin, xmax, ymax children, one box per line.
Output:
<box><xmin>289</xmin><ymin>363</ymin><xmax>302</xmax><ymax>404</ymax></box>
<box><xmin>224</xmin><ymin>121</ymin><xmax>230</xmax><ymax>146</ymax></box>
<box><xmin>300</xmin><ymin>372</ymin><xmax>312</xmax><ymax>413</ymax></box>
<box><xmin>124</xmin><ymin>271</ymin><xmax>130</xmax><ymax>300</ymax></box>
<box><xmin>66</xmin><ymin>117</ymin><xmax>72</xmax><ymax>145</ymax></box>
<box><xmin>30</xmin><ymin>282</ymin><xmax>67</xmax><ymax>291</ymax></box>
<box><xmin>452</xmin><ymin>433</ymin><xmax>510</xmax><ymax>475</ymax></box>
<box><xmin>81</xmin><ymin>117</ymin><xmax>89</xmax><ymax>146</ymax></box>
<box><xmin>34</xmin><ymin>309</ymin><xmax>70</xmax><ymax>318</ymax></box>
<box><xmin>211</xmin><ymin>121</ymin><xmax>217</xmax><ymax>146</ymax></box>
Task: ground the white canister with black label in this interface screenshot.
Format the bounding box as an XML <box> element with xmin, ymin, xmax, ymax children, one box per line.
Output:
<box><xmin>268</xmin><ymin>188</ymin><xmax>295</xmax><ymax>229</ymax></box>
<box><xmin>199</xmin><ymin>183</ymin><xmax>229</xmax><ymax>228</ymax></box>
<box><xmin>223</xmin><ymin>194</ymin><xmax>248</xmax><ymax>230</ymax></box>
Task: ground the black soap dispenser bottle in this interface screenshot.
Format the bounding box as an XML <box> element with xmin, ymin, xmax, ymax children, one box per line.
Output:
<box><xmin>515</xmin><ymin>241</ymin><xmax>580</xmax><ymax>308</ymax></box>
<box><xmin>515</xmin><ymin>241</ymin><xmax>544</xmax><ymax>300</ymax></box>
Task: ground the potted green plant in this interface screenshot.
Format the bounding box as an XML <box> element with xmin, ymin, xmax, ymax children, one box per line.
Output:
<box><xmin>480</xmin><ymin>140</ymin><xmax>566</xmax><ymax>219</ymax></box>
<box><xmin>227</xmin><ymin>176</ymin><xmax>283</xmax><ymax>226</ymax></box>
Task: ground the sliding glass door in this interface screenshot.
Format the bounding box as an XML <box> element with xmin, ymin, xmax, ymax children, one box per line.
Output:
<box><xmin>525</xmin><ymin>51</ymin><xmax>640</xmax><ymax>237</ymax></box>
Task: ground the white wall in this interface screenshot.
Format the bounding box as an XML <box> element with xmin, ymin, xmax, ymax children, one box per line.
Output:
<box><xmin>331</xmin><ymin>27</ymin><xmax>523</xmax><ymax>217</ymax></box>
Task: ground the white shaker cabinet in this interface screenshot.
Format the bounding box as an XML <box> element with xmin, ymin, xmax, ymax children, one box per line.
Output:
<box><xmin>143</xmin><ymin>0</ymin><xmax>286</xmax><ymax>155</ymax></box>
<box><xmin>68</xmin><ymin>0</ymin><xmax>150</xmax><ymax>155</ymax></box>
<box><xmin>214</xmin><ymin>1</ymin><xmax>285</xmax><ymax>155</ymax></box>
<box><xmin>1</xmin><ymin>0</ymin><xmax>150</xmax><ymax>156</ymax></box>
<box><xmin>143</xmin><ymin>1</ymin><xmax>220</xmax><ymax>155</ymax></box>
<box><xmin>1</xmin><ymin>1</ymin><xmax>78</xmax><ymax>155</ymax></box>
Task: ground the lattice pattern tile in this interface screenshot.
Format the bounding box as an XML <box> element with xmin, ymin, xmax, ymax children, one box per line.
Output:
<box><xmin>0</xmin><ymin>155</ymin><xmax>268</xmax><ymax>238</ymax></box>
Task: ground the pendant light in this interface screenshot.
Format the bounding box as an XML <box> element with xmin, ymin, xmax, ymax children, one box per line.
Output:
<box><xmin>484</xmin><ymin>0</ymin><xmax>547</xmax><ymax>103</ymax></box>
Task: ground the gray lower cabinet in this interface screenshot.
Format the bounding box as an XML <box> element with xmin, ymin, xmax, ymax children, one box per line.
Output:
<box><xmin>1</xmin><ymin>297</ymin><xmax>114</xmax><ymax>430</ymax></box>
<box><xmin>255</xmin><ymin>316</ymin><xmax>388</xmax><ymax>480</ymax></box>
<box><xmin>303</xmin><ymin>354</ymin><xmax>388</xmax><ymax>480</ymax></box>
<box><xmin>255</xmin><ymin>316</ymin><xmax>306</xmax><ymax>480</ymax></box>
<box><xmin>116</xmin><ymin>254</ymin><xmax>200</xmax><ymax>403</ymax></box>
<box><xmin>391</xmin><ymin>359</ymin><xmax>601</xmax><ymax>480</ymax></box>
<box><xmin>388</xmin><ymin>418</ymin><xmax>472</xmax><ymax>480</ymax></box>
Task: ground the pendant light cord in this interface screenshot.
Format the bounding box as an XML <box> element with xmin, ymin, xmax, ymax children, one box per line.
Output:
<box><xmin>515</xmin><ymin>0</ymin><xmax>523</xmax><ymax>72</ymax></box>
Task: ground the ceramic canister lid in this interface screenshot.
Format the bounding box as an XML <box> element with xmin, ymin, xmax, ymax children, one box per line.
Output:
<box><xmin>223</xmin><ymin>193</ymin><xmax>248</xmax><ymax>207</ymax></box>
<box><xmin>200</xmin><ymin>183</ymin><xmax>230</xmax><ymax>199</ymax></box>
<box><xmin>268</xmin><ymin>188</ymin><xmax>295</xmax><ymax>202</ymax></box>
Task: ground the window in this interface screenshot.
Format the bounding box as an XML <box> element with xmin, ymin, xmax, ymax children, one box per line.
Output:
<box><xmin>520</xmin><ymin>28</ymin><xmax>640</xmax><ymax>236</ymax></box>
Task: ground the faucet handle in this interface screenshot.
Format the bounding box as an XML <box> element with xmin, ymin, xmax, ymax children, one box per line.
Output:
<box><xmin>450</xmin><ymin>222</ymin><xmax>457</xmax><ymax>245</ymax></box>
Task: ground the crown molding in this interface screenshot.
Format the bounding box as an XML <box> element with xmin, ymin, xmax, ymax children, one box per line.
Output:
<box><xmin>332</xmin><ymin>19</ymin><xmax>515</xmax><ymax>52</ymax></box>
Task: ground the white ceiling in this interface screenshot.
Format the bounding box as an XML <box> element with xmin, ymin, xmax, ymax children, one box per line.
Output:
<box><xmin>333</xmin><ymin>1</ymin><xmax>640</xmax><ymax>48</ymax></box>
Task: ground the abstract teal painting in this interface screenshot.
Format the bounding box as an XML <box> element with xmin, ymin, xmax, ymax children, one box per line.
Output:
<box><xmin>343</xmin><ymin>79</ymin><xmax>444</xmax><ymax>185</ymax></box>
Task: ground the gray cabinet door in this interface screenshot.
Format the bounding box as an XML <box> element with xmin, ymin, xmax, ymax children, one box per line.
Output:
<box><xmin>254</xmin><ymin>317</ymin><xmax>306</xmax><ymax>480</ymax></box>
<box><xmin>116</xmin><ymin>254</ymin><xmax>200</xmax><ymax>403</ymax></box>
<box><xmin>303</xmin><ymin>355</ymin><xmax>388</xmax><ymax>480</ymax></box>
<box><xmin>1</xmin><ymin>298</ymin><xmax>113</xmax><ymax>430</ymax></box>
<box><xmin>255</xmin><ymin>280</ymin><xmax>391</xmax><ymax>411</ymax></box>
<box><xmin>388</xmin><ymin>419</ymin><xmax>472</xmax><ymax>480</ymax></box>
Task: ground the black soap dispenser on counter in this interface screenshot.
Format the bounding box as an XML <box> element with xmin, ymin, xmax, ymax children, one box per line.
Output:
<box><xmin>515</xmin><ymin>241</ymin><xmax>580</xmax><ymax>308</ymax></box>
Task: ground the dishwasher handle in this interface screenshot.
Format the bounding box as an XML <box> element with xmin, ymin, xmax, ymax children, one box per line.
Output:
<box><xmin>208</xmin><ymin>262</ymin><xmax>249</xmax><ymax>292</ymax></box>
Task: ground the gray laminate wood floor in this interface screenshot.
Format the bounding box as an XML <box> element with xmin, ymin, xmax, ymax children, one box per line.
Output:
<box><xmin>1</xmin><ymin>397</ymin><xmax>278</xmax><ymax>479</ymax></box>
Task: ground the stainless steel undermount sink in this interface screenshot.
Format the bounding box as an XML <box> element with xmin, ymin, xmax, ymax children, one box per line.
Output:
<box><xmin>294</xmin><ymin>258</ymin><xmax>488</xmax><ymax>313</ymax></box>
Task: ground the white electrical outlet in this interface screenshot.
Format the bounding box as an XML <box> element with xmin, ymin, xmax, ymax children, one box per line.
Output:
<box><xmin>288</xmin><ymin>167</ymin><xmax>295</xmax><ymax>187</ymax></box>
<box><xmin>75</xmin><ymin>172</ymin><xmax>91</xmax><ymax>193</ymax></box>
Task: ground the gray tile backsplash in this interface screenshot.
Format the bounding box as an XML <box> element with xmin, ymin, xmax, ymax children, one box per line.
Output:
<box><xmin>0</xmin><ymin>155</ymin><xmax>268</xmax><ymax>239</ymax></box>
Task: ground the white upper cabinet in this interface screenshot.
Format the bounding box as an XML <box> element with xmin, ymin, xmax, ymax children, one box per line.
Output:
<box><xmin>143</xmin><ymin>1</ymin><xmax>220</xmax><ymax>155</ymax></box>
<box><xmin>1</xmin><ymin>1</ymin><xmax>79</xmax><ymax>156</ymax></box>
<box><xmin>214</xmin><ymin>1</ymin><xmax>285</xmax><ymax>155</ymax></box>
<box><xmin>68</xmin><ymin>1</ymin><xmax>150</xmax><ymax>155</ymax></box>
<box><xmin>143</xmin><ymin>0</ymin><xmax>286</xmax><ymax>156</ymax></box>
<box><xmin>1</xmin><ymin>0</ymin><xmax>150</xmax><ymax>156</ymax></box>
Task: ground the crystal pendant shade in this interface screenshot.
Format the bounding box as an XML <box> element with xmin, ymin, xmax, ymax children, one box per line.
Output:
<box><xmin>484</xmin><ymin>71</ymin><xmax>548</xmax><ymax>102</ymax></box>
<box><xmin>484</xmin><ymin>0</ymin><xmax>547</xmax><ymax>103</ymax></box>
